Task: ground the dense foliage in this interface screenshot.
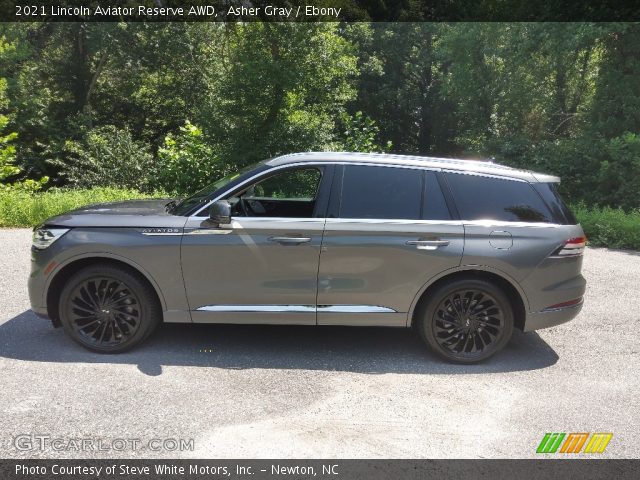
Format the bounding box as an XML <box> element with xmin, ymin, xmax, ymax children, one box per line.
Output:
<box><xmin>0</xmin><ymin>22</ymin><xmax>639</xmax><ymax>210</ymax></box>
<box><xmin>573</xmin><ymin>204</ymin><xmax>640</xmax><ymax>250</ymax></box>
<box><xmin>0</xmin><ymin>187</ymin><xmax>163</xmax><ymax>227</ymax></box>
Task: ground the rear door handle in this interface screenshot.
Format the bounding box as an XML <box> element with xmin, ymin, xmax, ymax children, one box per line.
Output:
<box><xmin>406</xmin><ymin>239</ymin><xmax>450</xmax><ymax>250</ymax></box>
<box><xmin>268</xmin><ymin>236</ymin><xmax>312</xmax><ymax>245</ymax></box>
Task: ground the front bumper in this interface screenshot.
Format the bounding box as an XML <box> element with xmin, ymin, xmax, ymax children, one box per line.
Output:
<box><xmin>28</xmin><ymin>268</ymin><xmax>50</xmax><ymax>319</ymax></box>
<box><xmin>522</xmin><ymin>300</ymin><xmax>584</xmax><ymax>332</ymax></box>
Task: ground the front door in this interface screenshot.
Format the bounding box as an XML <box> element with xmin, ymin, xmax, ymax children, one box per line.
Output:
<box><xmin>181</xmin><ymin>165</ymin><xmax>332</xmax><ymax>325</ymax></box>
<box><xmin>317</xmin><ymin>164</ymin><xmax>464</xmax><ymax>326</ymax></box>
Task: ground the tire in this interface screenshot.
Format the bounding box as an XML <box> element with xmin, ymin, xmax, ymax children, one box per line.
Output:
<box><xmin>416</xmin><ymin>278</ymin><xmax>514</xmax><ymax>364</ymax></box>
<box><xmin>58</xmin><ymin>264</ymin><xmax>161</xmax><ymax>353</ymax></box>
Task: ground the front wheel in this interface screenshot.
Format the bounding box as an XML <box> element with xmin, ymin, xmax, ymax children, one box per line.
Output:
<box><xmin>416</xmin><ymin>278</ymin><xmax>514</xmax><ymax>364</ymax></box>
<box><xmin>59</xmin><ymin>264</ymin><xmax>161</xmax><ymax>353</ymax></box>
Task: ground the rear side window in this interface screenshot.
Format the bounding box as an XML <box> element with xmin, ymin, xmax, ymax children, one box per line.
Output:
<box><xmin>339</xmin><ymin>165</ymin><xmax>422</xmax><ymax>219</ymax></box>
<box><xmin>532</xmin><ymin>182</ymin><xmax>578</xmax><ymax>225</ymax></box>
<box><xmin>337</xmin><ymin>166</ymin><xmax>452</xmax><ymax>221</ymax></box>
<box><xmin>444</xmin><ymin>172</ymin><xmax>554</xmax><ymax>223</ymax></box>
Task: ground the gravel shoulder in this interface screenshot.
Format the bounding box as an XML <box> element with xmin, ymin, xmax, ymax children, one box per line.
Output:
<box><xmin>0</xmin><ymin>228</ymin><xmax>638</xmax><ymax>458</ymax></box>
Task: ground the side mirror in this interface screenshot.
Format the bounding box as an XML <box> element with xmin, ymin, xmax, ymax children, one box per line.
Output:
<box><xmin>209</xmin><ymin>200</ymin><xmax>231</xmax><ymax>226</ymax></box>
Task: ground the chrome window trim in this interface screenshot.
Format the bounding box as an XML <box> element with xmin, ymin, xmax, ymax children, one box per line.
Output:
<box><xmin>324</xmin><ymin>218</ymin><xmax>560</xmax><ymax>228</ymax></box>
<box><xmin>229</xmin><ymin>217</ymin><xmax>326</xmax><ymax>224</ymax></box>
<box><xmin>195</xmin><ymin>304</ymin><xmax>398</xmax><ymax>314</ymax></box>
<box><xmin>184</xmin><ymin>217</ymin><xmax>326</xmax><ymax>234</ymax></box>
<box><xmin>463</xmin><ymin>220</ymin><xmax>562</xmax><ymax>228</ymax></box>
<box><xmin>441</xmin><ymin>169</ymin><xmax>529</xmax><ymax>182</ymax></box>
<box><xmin>324</xmin><ymin>218</ymin><xmax>464</xmax><ymax>226</ymax></box>
<box><xmin>182</xmin><ymin>217</ymin><xmax>560</xmax><ymax>233</ymax></box>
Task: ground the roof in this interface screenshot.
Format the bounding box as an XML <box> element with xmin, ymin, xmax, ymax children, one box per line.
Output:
<box><xmin>266</xmin><ymin>152</ymin><xmax>560</xmax><ymax>183</ymax></box>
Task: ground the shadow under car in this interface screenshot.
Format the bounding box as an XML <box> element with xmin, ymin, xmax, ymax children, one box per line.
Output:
<box><xmin>0</xmin><ymin>310</ymin><xmax>559</xmax><ymax>376</ymax></box>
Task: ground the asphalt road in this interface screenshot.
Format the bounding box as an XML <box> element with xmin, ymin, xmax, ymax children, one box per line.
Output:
<box><xmin>0</xmin><ymin>228</ymin><xmax>638</xmax><ymax>459</ymax></box>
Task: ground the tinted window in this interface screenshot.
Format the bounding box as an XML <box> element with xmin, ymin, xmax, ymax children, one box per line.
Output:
<box><xmin>228</xmin><ymin>167</ymin><xmax>322</xmax><ymax>218</ymax></box>
<box><xmin>246</xmin><ymin>168</ymin><xmax>321</xmax><ymax>200</ymax></box>
<box><xmin>339</xmin><ymin>165</ymin><xmax>422</xmax><ymax>219</ymax></box>
<box><xmin>445</xmin><ymin>172</ymin><xmax>553</xmax><ymax>223</ymax></box>
<box><xmin>532</xmin><ymin>182</ymin><xmax>577</xmax><ymax>225</ymax></box>
<box><xmin>172</xmin><ymin>162</ymin><xmax>267</xmax><ymax>216</ymax></box>
<box><xmin>424</xmin><ymin>171</ymin><xmax>452</xmax><ymax>220</ymax></box>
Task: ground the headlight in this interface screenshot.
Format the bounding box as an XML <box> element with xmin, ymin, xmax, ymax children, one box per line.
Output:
<box><xmin>32</xmin><ymin>227</ymin><xmax>69</xmax><ymax>250</ymax></box>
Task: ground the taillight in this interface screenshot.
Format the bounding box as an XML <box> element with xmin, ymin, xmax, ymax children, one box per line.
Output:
<box><xmin>552</xmin><ymin>236</ymin><xmax>586</xmax><ymax>257</ymax></box>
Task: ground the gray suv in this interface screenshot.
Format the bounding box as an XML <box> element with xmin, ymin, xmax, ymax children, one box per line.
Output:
<box><xmin>28</xmin><ymin>152</ymin><xmax>586</xmax><ymax>363</ymax></box>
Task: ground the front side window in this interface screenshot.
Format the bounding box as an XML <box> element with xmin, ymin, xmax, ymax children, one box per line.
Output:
<box><xmin>338</xmin><ymin>165</ymin><xmax>423</xmax><ymax>219</ymax></box>
<box><xmin>444</xmin><ymin>172</ymin><xmax>553</xmax><ymax>222</ymax></box>
<box><xmin>229</xmin><ymin>167</ymin><xmax>322</xmax><ymax>218</ymax></box>
<box><xmin>172</xmin><ymin>162</ymin><xmax>266</xmax><ymax>216</ymax></box>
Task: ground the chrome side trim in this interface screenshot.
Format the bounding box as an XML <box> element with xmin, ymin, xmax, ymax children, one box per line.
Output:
<box><xmin>196</xmin><ymin>305</ymin><xmax>316</xmax><ymax>313</ymax></box>
<box><xmin>195</xmin><ymin>304</ymin><xmax>398</xmax><ymax>313</ymax></box>
<box><xmin>318</xmin><ymin>305</ymin><xmax>397</xmax><ymax>313</ymax></box>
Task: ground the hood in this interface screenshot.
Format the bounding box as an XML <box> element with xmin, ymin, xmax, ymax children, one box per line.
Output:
<box><xmin>66</xmin><ymin>198</ymin><xmax>172</xmax><ymax>216</ymax></box>
<box><xmin>42</xmin><ymin>198</ymin><xmax>189</xmax><ymax>229</ymax></box>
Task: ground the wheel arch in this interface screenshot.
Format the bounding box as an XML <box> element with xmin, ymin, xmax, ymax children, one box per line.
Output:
<box><xmin>408</xmin><ymin>266</ymin><xmax>529</xmax><ymax>331</ymax></box>
<box><xmin>45</xmin><ymin>253</ymin><xmax>167</xmax><ymax>327</ymax></box>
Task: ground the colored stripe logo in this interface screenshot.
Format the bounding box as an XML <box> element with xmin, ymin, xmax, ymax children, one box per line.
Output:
<box><xmin>537</xmin><ymin>433</ymin><xmax>612</xmax><ymax>454</ymax></box>
<box><xmin>584</xmin><ymin>433</ymin><xmax>613</xmax><ymax>453</ymax></box>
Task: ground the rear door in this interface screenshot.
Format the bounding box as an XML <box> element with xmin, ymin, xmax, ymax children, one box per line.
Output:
<box><xmin>317</xmin><ymin>164</ymin><xmax>464</xmax><ymax>326</ymax></box>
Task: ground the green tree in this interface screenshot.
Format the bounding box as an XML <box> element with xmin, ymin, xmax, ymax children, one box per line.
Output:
<box><xmin>156</xmin><ymin>121</ymin><xmax>223</xmax><ymax>195</ymax></box>
<box><xmin>197</xmin><ymin>23</ymin><xmax>359</xmax><ymax>165</ymax></box>
<box><xmin>56</xmin><ymin>126</ymin><xmax>154</xmax><ymax>191</ymax></box>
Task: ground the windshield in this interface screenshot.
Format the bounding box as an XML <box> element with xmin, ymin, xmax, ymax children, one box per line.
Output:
<box><xmin>168</xmin><ymin>162</ymin><xmax>263</xmax><ymax>215</ymax></box>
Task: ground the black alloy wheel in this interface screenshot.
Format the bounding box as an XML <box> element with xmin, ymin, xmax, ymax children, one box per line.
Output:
<box><xmin>59</xmin><ymin>264</ymin><xmax>161</xmax><ymax>353</ymax></box>
<box><xmin>417</xmin><ymin>278</ymin><xmax>514</xmax><ymax>363</ymax></box>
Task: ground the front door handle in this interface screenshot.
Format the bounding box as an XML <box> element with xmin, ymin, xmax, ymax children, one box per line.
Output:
<box><xmin>406</xmin><ymin>239</ymin><xmax>450</xmax><ymax>250</ymax></box>
<box><xmin>268</xmin><ymin>236</ymin><xmax>312</xmax><ymax>245</ymax></box>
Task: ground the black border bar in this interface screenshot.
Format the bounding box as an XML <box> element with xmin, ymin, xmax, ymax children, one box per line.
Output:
<box><xmin>2</xmin><ymin>459</ymin><xmax>640</xmax><ymax>480</ymax></box>
<box><xmin>2</xmin><ymin>0</ymin><xmax>640</xmax><ymax>22</ymax></box>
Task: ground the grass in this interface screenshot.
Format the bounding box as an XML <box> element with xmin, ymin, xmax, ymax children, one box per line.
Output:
<box><xmin>0</xmin><ymin>188</ymin><xmax>639</xmax><ymax>250</ymax></box>
<box><xmin>0</xmin><ymin>187</ymin><xmax>165</xmax><ymax>227</ymax></box>
<box><xmin>572</xmin><ymin>203</ymin><xmax>640</xmax><ymax>250</ymax></box>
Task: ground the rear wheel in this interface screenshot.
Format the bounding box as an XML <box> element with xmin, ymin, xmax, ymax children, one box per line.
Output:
<box><xmin>59</xmin><ymin>264</ymin><xmax>161</xmax><ymax>353</ymax></box>
<box><xmin>416</xmin><ymin>278</ymin><xmax>513</xmax><ymax>364</ymax></box>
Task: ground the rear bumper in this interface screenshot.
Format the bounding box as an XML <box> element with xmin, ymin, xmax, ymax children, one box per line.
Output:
<box><xmin>523</xmin><ymin>300</ymin><xmax>583</xmax><ymax>332</ymax></box>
